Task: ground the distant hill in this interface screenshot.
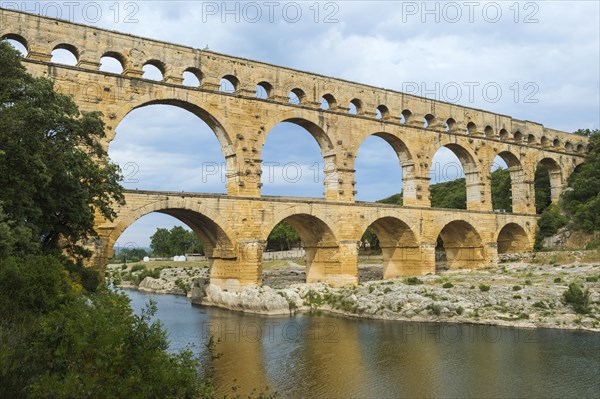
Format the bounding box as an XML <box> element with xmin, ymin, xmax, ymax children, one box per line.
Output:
<box><xmin>377</xmin><ymin>169</ymin><xmax>512</xmax><ymax>211</ymax></box>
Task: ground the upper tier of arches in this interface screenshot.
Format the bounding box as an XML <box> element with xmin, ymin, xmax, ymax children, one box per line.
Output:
<box><xmin>0</xmin><ymin>12</ymin><xmax>589</xmax><ymax>155</ymax></box>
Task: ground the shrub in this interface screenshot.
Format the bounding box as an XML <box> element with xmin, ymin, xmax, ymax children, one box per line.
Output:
<box><xmin>533</xmin><ymin>301</ymin><xmax>547</xmax><ymax>309</ymax></box>
<box><xmin>513</xmin><ymin>295</ymin><xmax>522</xmax><ymax>299</ymax></box>
<box><xmin>406</xmin><ymin>277</ymin><xmax>423</xmax><ymax>285</ymax></box>
<box><xmin>442</xmin><ymin>282</ymin><xmax>454</xmax><ymax>289</ymax></box>
<box><xmin>585</xmin><ymin>276</ymin><xmax>598</xmax><ymax>282</ymax></box>
<box><xmin>455</xmin><ymin>306</ymin><xmax>464</xmax><ymax>315</ymax></box>
<box><xmin>554</xmin><ymin>277</ymin><xmax>562</xmax><ymax>283</ymax></box>
<box><xmin>131</xmin><ymin>264</ymin><xmax>146</xmax><ymax>273</ymax></box>
<box><xmin>512</xmin><ymin>285</ymin><xmax>522</xmax><ymax>291</ymax></box>
<box><xmin>525</xmin><ymin>280</ymin><xmax>532</xmax><ymax>285</ymax></box>
<box><xmin>427</xmin><ymin>304</ymin><xmax>443</xmax><ymax>316</ymax></box>
<box><xmin>121</xmin><ymin>264</ymin><xmax>128</xmax><ymax>270</ymax></box>
<box><xmin>563</xmin><ymin>283</ymin><xmax>590</xmax><ymax>314</ymax></box>
<box><xmin>534</xmin><ymin>204</ymin><xmax>569</xmax><ymax>250</ymax></box>
<box><xmin>479</xmin><ymin>283</ymin><xmax>490</xmax><ymax>292</ymax></box>
<box><xmin>383</xmin><ymin>287</ymin><xmax>392</xmax><ymax>294</ymax></box>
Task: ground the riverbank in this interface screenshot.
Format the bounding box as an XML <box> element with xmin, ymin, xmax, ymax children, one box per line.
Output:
<box><xmin>109</xmin><ymin>251</ymin><xmax>600</xmax><ymax>332</ymax></box>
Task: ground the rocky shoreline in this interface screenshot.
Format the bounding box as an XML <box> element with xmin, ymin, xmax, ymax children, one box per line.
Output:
<box><xmin>110</xmin><ymin>252</ymin><xmax>600</xmax><ymax>332</ymax></box>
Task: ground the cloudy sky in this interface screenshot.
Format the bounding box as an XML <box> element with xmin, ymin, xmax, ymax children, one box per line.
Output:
<box><xmin>6</xmin><ymin>1</ymin><xmax>598</xmax><ymax>249</ymax></box>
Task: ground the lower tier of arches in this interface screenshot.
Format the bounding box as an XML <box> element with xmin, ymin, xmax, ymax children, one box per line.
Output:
<box><xmin>91</xmin><ymin>190</ymin><xmax>537</xmax><ymax>291</ymax></box>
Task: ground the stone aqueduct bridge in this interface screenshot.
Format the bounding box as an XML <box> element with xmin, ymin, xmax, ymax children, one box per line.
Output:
<box><xmin>2</xmin><ymin>9</ymin><xmax>589</xmax><ymax>290</ymax></box>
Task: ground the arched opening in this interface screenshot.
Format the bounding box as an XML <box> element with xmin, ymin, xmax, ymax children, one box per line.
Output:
<box><xmin>535</xmin><ymin>158</ymin><xmax>562</xmax><ymax>214</ymax></box>
<box><xmin>182</xmin><ymin>68</ymin><xmax>202</xmax><ymax>87</ymax></box>
<box><xmin>499</xmin><ymin>129</ymin><xmax>509</xmax><ymax>140</ymax></box>
<box><xmin>108</xmin><ymin>104</ymin><xmax>229</xmax><ymax>193</ymax></box>
<box><xmin>1</xmin><ymin>34</ymin><xmax>28</xmax><ymax>56</ymax></box>
<box><xmin>526</xmin><ymin>134</ymin><xmax>536</xmax><ymax>145</ymax></box>
<box><xmin>108</xmin><ymin>208</ymin><xmax>234</xmax><ymax>288</ymax></box>
<box><xmin>142</xmin><ymin>61</ymin><xmax>165</xmax><ymax>81</ymax></box>
<box><xmin>490</xmin><ymin>155</ymin><xmax>512</xmax><ymax>212</ymax></box>
<box><xmin>513</xmin><ymin>131</ymin><xmax>523</xmax><ymax>143</ymax></box>
<box><xmin>360</xmin><ymin>217</ymin><xmax>419</xmax><ymax>281</ymax></box>
<box><xmin>430</xmin><ymin>144</ymin><xmax>480</xmax><ymax>210</ymax></box>
<box><xmin>484</xmin><ymin>125</ymin><xmax>494</xmax><ymax>137</ymax></box>
<box><xmin>288</xmin><ymin>88</ymin><xmax>305</xmax><ymax>105</ymax></box>
<box><xmin>349</xmin><ymin>98</ymin><xmax>363</xmax><ymax>115</ymax></box>
<box><xmin>220</xmin><ymin>75</ymin><xmax>239</xmax><ymax>93</ymax></box>
<box><xmin>261</xmin><ymin>119</ymin><xmax>332</xmax><ymax>198</ymax></box>
<box><xmin>256</xmin><ymin>81</ymin><xmax>273</xmax><ymax>99</ymax></box>
<box><xmin>424</xmin><ymin>114</ymin><xmax>436</xmax><ymax>128</ymax></box>
<box><xmin>320</xmin><ymin>93</ymin><xmax>336</xmax><ymax>110</ymax></box>
<box><xmin>263</xmin><ymin>214</ymin><xmax>338</xmax><ymax>284</ymax></box>
<box><xmin>565</xmin><ymin>141</ymin><xmax>573</xmax><ymax>153</ymax></box>
<box><xmin>99</xmin><ymin>52</ymin><xmax>125</xmax><ymax>74</ymax></box>
<box><xmin>553</xmin><ymin>138</ymin><xmax>561</xmax><ymax>149</ymax></box>
<box><xmin>400</xmin><ymin>109</ymin><xmax>412</xmax><ymax>124</ymax></box>
<box><xmin>466</xmin><ymin>122</ymin><xmax>477</xmax><ymax>135</ymax></box>
<box><xmin>541</xmin><ymin>136</ymin><xmax>551</xmax><ymax>147</ymax></box>
<box><xmin>376</xmin><ymin>105</ymin><xmax>390</xmax><ymax>120</ymax></box>
<box><xmin>51</xmin><ymin>44</ymin><xmax>78</xmax><ymax>65</ymax></box>
<box><xmin>263</xmin><ymin>220</ymin><xmax>303</xmax><ymax>287</ymax></box>
<box><xmin>445</xmin><ymin>118</ymin><xmax>457</xmax><ymax>132</ymax></box>
<box><xmin>497</xmin><ymin>223</ymin><xmax>530</xmax><ymax>254</ymax></box>
<box><xmin>354</xmin><ymin>133</ymin><xmax>410</xmax><ymax>203</ymax></box>
<box><xmin>577</xmin><ymin>144</ymin><xmax>586</xmax><ymax>154</ymax></box>
<box><xmin>436</xmin><ymin>220</ymin><xmax>484</xmax><ymax>272</ymax></box>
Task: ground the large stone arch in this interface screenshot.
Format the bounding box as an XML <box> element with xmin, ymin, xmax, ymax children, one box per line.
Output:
<box><xmin>109</xmin><ymin>96</ymin><xmax>235</xmax><ymax>152</ymax></box>
<box><xmin>262</xmin><ymin>207</ymin><xmax>340</xmax><ymax>283</ymax></box>
<box><xmin>359</xmin><ymin>215</ymin><xmax>421</xmax><ymax>278</ymax></box>
<box><xmin>105</xmin><ymin>196</ymin><xmax>236</xmax><ymax>260</ymax></box>
<box><xmin>435</xmin><ymin>220</ymin><xmax>486</xmax><ymax>270</ymax></box>
<box><xmin>536</xmin><ymin>156</ymin><xmax>564</xmax><ymax>205</ymax></box>
<box><xmin>354</xmin><ymin>131</ymin><xmax>423</xmax><ymax>206</ymax></box>
<box><xmin>260</xmin><ymin>110</ymin><xmax>335</xmax><ymax>154</ymax></box>
<box><xmin>496</xmin><ymin>222</ymin><xmax>532</xmax><ymax>254</ymax></box>
<box><xmin>429</xmin><ymin>142</ymin><xmax>486</xmax><ymax>211</ymax></box>
<box><xmin>492</xmin><ymin>150</ymin><xmax>532</xmax><ymax>214</ymax></box>
<box><xmin>259</xmin><ymin>110</ymin><xmax>340</xmax><ymax>199</ymax></box>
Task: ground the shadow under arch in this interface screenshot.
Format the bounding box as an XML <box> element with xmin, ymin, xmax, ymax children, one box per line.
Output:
<box><xmin>496</xmin><ymin>222</ymin><xmax>531</xmax><ymax>254</ymax></box>
<box><xmin>360</xmin><ymin>216</ymin><xmax>420</xmax><ymax>279</ymax></box>
<box><xmin>263</xmin><ymin>210</ymin><xmax>339</xmax><ymax>283</ymax></box>
<box><xmin>435</xmin><ymin>220</ymin><xmax>485</xmax><ymax>271</ymax></box>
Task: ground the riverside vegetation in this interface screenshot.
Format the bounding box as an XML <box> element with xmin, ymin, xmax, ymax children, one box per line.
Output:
<box><xmin>0</xmin><ymin>42</ymin><xmax>218</xmax><ymax>398</ymax></box>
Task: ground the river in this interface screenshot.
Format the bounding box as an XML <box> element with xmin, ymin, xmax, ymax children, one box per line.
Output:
<box><xmin>124</xmin><ymin>289</ymin><xmax>600</xmax><ymax>398</ymax></box>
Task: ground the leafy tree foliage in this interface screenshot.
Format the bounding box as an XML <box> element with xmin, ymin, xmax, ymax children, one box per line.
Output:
<box><xmin>111</xmin><ymin>247</ymin><xmax>149</xmax><ymax>263</ymax></box>
<box><xmin>534</xmin><ymin>165</ymin><xmax>552</xmax><ymax>214</ymax></box>
<box><xmin>562</xmin><ymin>130</ymin><xmax>600</xmax><ymax>232</ymax></box>
<box><xmin>266</xmin><ymin>221</ymin><xmax>300</xmax><ymax>251</ymax></box>
<box><xmin>150</xmin><ymin>226</ymin><xmax>204</xmax><ymax>257</ymax></box>
<box><xmin>491</xmin><ymin>168</ymin><xmax>512</xmax><ymax>212</ymax></box>
<box><xmin>0</xmin><ymin>41</ymin><xmax>123</xmax><ymax>257</ymax></box>
<box><xmin>0</xmin><ymin>256</ymin><xmax>211</xmax><ymax>398</ymax></box>
<box><xmin>0</xmin><ymin>41</ymin><xmax>211</xmax><ymax>397</ymax></box>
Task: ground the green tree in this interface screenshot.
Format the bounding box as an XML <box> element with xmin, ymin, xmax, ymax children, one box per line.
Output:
<box><xmin>534</xmin><ymin>164</ymin><xmax>552</xmax><ymax>214</ymax></box>
<box><xmin>562</xmin><ymin>130</ymin><xmax>600</xmax><ymax>232</ymax></box>
<box><xmin>150</xmin><ymin>227</ymin><xmax>204</xmax><ymax>257</ymax></box>
<box><xmin>0</xmin><ymin>41</ymin><xmax>123</xmax><ymax>257</ymax></box>
<box><xmin>266</xmin><ymin>221</ymin><xmax>300</xmax><ymax>251</ymax></box>
<box><xmin>491</xmin><ymin>168</ymin><xmax>512</xmax><ymax>212</ymax></box>
<box><xmin>150</xmin><ymin>227</ymin><xmax>171</xmax><ymax>257</ymax></box>
<box><xmin>0</xmin><ymin>41</ymin><xmax>211</xmax><ymax>397</ymax></box>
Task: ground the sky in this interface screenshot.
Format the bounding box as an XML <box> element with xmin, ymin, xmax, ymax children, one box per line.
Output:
<box><xmin>3</xmin><ymin>1</ymin><xmax>599</xmax><ymax>249</ymax></box>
